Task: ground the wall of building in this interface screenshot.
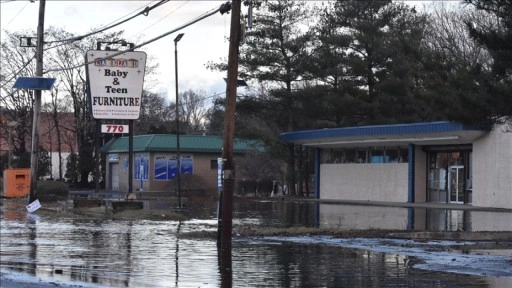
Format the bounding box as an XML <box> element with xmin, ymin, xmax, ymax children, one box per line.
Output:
<box><xmin>472</xmin><ymin>126</ymin><xmax>512</xmax><ymax>209</ymax></box>
<box><xmin>105</xmin><ymin>152</ymin><xmax>225</xmax><ymax>194</ymax></box>
<box><xmin>319</xmin><ymin>163</ymin><xmax>409</xmax><ymax>202</ymax></box>
<box><xmin>470</xmin><ymin>211</ymin><xmax>512</xmax><ymax>231</ymax></box>
<box><xmin>149</xmin><ymin>153</ymin><xmax>220</xmax><ymax>194</ymax></box>
<box><xmin>46</xmin><ymin>151</ymin><xmax>71</xmax><ymax>180</ymax></box>
<box><xmin>319</xmin><ymin>204</ymin><xmax>410</xmax><ymax>230</ymax></box>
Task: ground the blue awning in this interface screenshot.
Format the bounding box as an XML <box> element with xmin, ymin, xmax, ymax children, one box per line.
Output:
<box><xmin>280</xmin><ymin>122</ymin><xmax>489</xmax><ymax>148</ymax></box>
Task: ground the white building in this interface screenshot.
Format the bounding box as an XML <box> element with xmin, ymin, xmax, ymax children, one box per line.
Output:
<box><xmin>280</xmin><ymin>121</ymin><xmax>512</xmax><ymax>210</ymax></box>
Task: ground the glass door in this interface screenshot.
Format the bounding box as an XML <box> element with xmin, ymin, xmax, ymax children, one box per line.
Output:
<box><xmin>448</xmin><ymin>165</ymin><xmax>465</xmax><ymax>203</ymax></box>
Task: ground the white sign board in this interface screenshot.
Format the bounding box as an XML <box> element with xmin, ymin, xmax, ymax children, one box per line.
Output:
<box><xmin>86</xmin><ymin>50</ymin><xmax>147</xmax><ymax>119</ymax></box>
<box><xmin>101</xmin><ymin>124</ymin><xmax>129</xmax><ymax>134</ymax></box>
<box><xmin>26</xmin><ymin>199</ymin><xmax>41</xmax><ymax>213</ymax></box>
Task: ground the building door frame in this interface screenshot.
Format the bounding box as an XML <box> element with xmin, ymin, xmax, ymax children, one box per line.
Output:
<box><xmin>424</xmin><ymin>145</ymin><xmax>472</xmax><ymax>204</ymax></box>
<box><xmin>448</xmin><ymin>165</ymin><xmax>465</xmax><ymax>203</ymax></box>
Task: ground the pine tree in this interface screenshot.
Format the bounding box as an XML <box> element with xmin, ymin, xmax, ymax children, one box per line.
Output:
<box><xmin>464</xmin><ymin>0</ymin><xmax>512</xmax><ymax>125</ymax></box>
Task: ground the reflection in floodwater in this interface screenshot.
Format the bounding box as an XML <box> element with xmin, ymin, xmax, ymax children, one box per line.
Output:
<box><xmin>318</xmin><ymin>203</ymin><xmax>512</xmax><ymax>232</ymax></box>
<box><xmin>1</xmin><ymin>199</ymin><xmax>511</xmax><ymax>287</ymax></box>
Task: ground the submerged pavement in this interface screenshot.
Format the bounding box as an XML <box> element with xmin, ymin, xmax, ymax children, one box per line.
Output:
<box><xmin>251</xmin><ymin>236</ymin><xmax>512</xmax><ymax>277</ymax></box>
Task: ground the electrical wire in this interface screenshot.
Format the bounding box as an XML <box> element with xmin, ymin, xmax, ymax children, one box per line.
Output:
<box><xmin>43</xmin><ymin>4</ymin><xmax>225</xmax><ymax>75</ymax></box>
<box><xmin>96</xmin><ymin>1</ymin><xmax>161</xmax><ymax>34</ymax></box>
<box><xmin>2</xmin><ymin>0</ymin><xmax>30</xmax><ymax>28</ymax></box>
<box><xmin>0</xmin><ymin>39</ymin><xmax>76</xmax><ymax>89</ymax></box>
<box><xmin>1</xmin><ymin>3</ymin><xmax>229</xmax><ymax>90</ymax></box>
<box><xmin>126</xmin><ymin>1</ymin><xmax>190</xmax><ymax>40</ymax></box>
<box><xmin>44</xmin><ymin>0</ymin><xmax>170</xmax><ymax>44</ymax></box>
<box><xmin>0</xmin><ymin>54</ymin><xmax>36</xmax><ymax>90</ymax></box>
<box><xmin>177</xmin><ymin>91</ymin><xmax>226</xmax><ymax>107</ymax></box>
<box><xmin>0</xmin><ymin>0</ymin><xmax>167</xmax><ymax>88</ymax></box>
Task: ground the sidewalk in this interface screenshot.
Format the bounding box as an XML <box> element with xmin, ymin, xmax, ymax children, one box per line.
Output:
<box><xmin>295</xmin><ymin>197</ymin><xmax>512</xmax><ymax>212</ymax></box>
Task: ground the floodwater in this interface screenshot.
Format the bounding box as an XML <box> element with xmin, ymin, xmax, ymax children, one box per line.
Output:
<box><xmin>1</xmin><ymin>198</ymin><xmax>511</xmax><ymax>288</ymax></box>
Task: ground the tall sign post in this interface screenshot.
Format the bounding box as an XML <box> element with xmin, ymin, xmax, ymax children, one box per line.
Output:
<box><xmin>86</xmin><ymin>48</ymin><xmax>147</xmax><ymax>196</ymax></box>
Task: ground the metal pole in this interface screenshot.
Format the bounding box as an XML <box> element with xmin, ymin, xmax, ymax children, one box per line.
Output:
<box><xmin>129</xmin><ymin>120</ymin><xmax>133</xmax><ymax>194</ymax></box>
<box><xmin>28</xmin><ymin>0</ymin><xmax>46</xmax><ymax>204</ymax></box>
<box><xmin>174</xmin><ymin>33</ymin><xmax>184</xmax><ymax>208</ymax></box>
<box><xmin>94</xmin><ymin>119</ymin><xmax>100</xmax><ymax>195</ymax></box>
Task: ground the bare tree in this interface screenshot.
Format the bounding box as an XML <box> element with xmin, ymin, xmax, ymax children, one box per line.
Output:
<box><xmin>423</xmin><ymin>2</ymin><xmax>493</xmax><ymax>70</ymax></box>
<box><xmin>137</xmin><ymin>90</ymin><xmax>173</xmax><ymax>134</ymax></box>
<box><xmin>0</xmin><ymin>31</ymin><xmax>38</xmax><ymax>166</ymax></box>
<box><xmin>178</xmin><ymin>89</ymin><xmax>209</xmax><ymax>133</ymax></box>
<box><xmin>41</xmin><ymin>84</ymin><xmax>74</xmax><ymax>180</ymax></box>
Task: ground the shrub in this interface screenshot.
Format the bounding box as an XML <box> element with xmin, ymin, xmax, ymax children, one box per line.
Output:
<box><xmin>37</xmin><ymin>180</ymin><xmax>69</xmax><ymax>197</ymax></box>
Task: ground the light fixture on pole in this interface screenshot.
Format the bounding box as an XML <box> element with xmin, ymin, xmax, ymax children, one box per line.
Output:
<box><xmin>174</xmin><ymin>33</ymin><xmax>184</xmax><ymax>208</ymax></box>
<box><xmin>7</xmin><ymin>121</ymin><xmax>20</xmax><ymax>168</ymax></box>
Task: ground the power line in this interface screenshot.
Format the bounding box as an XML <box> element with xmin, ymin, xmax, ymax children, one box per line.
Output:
<box><xmin>2</xmin><ymin>0</ymin><xmax>31</xmax><ymax>28</ymax></box>
<box><xmin>126</xmin><ymin>1</ymin><xmax>190</xmax><ymax>40</ymax></box>
<box><xmin>176</xmin><ymin>91</ymin><xmax>226</xmax><ymax>107</ymax></box>
<box><xmin>44</xmin><ymin>0</ymin><xmax>170</xmax><ymax>44</ymax></box>
<box><xmin>0</xmin><ymin>37</ymin><xmax>79</xmax><ymax>89</ymax></box>
<box><xmin>0</xmin><ymin>1</ymin><xmax>169</xmax><ymax>88</ymax></box>
<box><xmin>0</xmin><ymin>54</ymin><xmax>36</xmax><ymax>90</ymax></box>
<box><xmin>43</xmin><ymin>4</ymin><xmax>226</xmax><ymax>75</ymax></box>
<box><xmin>97</xmin><ymin>0</ymin><xmax>162</xmax><ymax>33</ymax></box>
<box><xmin>1</xmin><ymin>3</ymin><xmax>231</xmax><ymax>91</ymax></box>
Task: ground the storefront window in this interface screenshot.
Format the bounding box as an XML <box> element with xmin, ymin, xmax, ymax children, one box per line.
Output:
<box><xmin>321</xmin><ymin>147</ymin><xmax>408</xmax><ymax>164</ymax></box>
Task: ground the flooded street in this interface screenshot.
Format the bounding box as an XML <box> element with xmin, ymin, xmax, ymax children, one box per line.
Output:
<box><xmin>1</xmin><ymin>198</ymin><xmax>511</xmax><ymax>287</ymax></box>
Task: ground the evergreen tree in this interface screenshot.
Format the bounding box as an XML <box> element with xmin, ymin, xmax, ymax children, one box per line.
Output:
<box><xmin>209</xmin><ymin>0</ymin><xmax>315</xmax><ymax>196</ymax></box>
<box><xmin>464</xmin><ymin>0</ymin><xmax>512</xmax><ymax>125</ymax></box>
<box><xmin>64</xmin><ymin>153</ymin><xmax>80</xmax><ymax>186</ymax></box>
<box><xmin>37</xmin><ymin>145</ymin><xmax>51</xmax><ymax>178</ymax></box>
<box><xmin>311</xmin><ymin>0</ymin><xmax>428</xmax><ymax>125</ymax></box>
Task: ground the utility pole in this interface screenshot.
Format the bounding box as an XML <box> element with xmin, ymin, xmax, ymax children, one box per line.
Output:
<box><xmin>219</xmin><ymin>2</ymin><xmax>241</xmax><ymax>284</ymax></box>
<box><xmin>28</xmin><ymin>0</ymin><xmax>46</xmax><ymax>204</ymax></box>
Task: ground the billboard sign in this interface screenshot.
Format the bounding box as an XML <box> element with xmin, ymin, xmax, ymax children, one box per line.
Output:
<box><xmin>86</xmin><ymin>50</ymin><xmax>147</xmax><ymax>119</ymax></box>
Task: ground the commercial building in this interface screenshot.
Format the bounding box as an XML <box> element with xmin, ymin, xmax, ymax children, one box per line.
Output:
<box><xmin>100</xmin><ymin>134</ymin><xmax>264</xmax><ymax>195</ymax></box>
<box><xmin>280</xmin><ymin>121</ymin><xmax>512</xmax><ymax>209</ymax></box>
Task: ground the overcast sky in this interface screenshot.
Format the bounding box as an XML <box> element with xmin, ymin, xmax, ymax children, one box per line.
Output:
<box><xmin>1</xmin><ymin>1</ymin><xmax>235</xmax><ymax>103</ymax></box>
<box><xmin>0</xmin><ymin>1</ymin><xmax>461</xmax><ymax>104</ymax></box>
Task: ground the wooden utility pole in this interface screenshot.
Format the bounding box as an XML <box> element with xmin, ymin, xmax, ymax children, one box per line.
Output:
<box><xmin>219</xmin><ymin>0</ymin><xmax>241</xmax><ymax>284</ymax></box>
<box><xmin>28</xmin><ymin>0</ymin><xmax>46</xmax><ymax>204</ymax></box>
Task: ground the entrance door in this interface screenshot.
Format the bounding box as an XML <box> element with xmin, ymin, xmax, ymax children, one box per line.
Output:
<box><xmin>448</xmin><ymin>165</ymin><xmax>464</xmax><ymax>203</ymax></box>
<box><xmin>110</xmin><ymin>163</ymin><xmax>119</xmax><ymax>191</ymax></box>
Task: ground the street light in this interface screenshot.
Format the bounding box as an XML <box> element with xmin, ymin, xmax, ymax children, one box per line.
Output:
<box><xmin>174</xmin><ymin>33</ymin><xmax>184</xmax><ymax>208</ymax></box>
<box><xmin>7</xmin><ymin>121</ymin><xmax>20</xmax><ymax>168</ymax></box>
